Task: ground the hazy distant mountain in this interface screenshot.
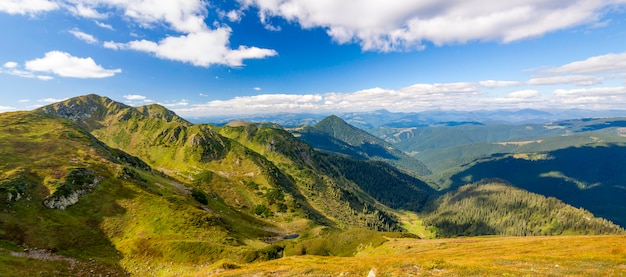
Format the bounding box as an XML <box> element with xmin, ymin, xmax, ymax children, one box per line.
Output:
<box><xmin>193</xmin><ymin>108</ymin><xmax>626</xmax><ymax>129</ymax></box>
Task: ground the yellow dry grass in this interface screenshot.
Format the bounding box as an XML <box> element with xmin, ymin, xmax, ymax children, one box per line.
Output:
<box><xmin>195</xmin><ymin>235</ymin><xmax>626</xmax><ymax>276</ymax></box>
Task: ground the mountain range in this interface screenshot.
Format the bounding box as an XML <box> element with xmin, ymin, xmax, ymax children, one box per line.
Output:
<box><xmin>1</xmin><ymin>94</ymin><xmax>624</xmax><ymax>276</ymax></box>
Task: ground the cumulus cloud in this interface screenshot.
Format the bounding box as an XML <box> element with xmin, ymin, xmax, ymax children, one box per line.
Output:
<box><xmin>106</xmin><ymin>29</ymin><xmax>277</xmax><ymax>67</ymax></box>
<box><xmin>507</xmin><ymin>90</ymin><xmax>540</xmax><ymax>99</ymax></box>
<box><xmin>1</xmin><ymin>61</ymin><xmax>52</xmax><ymax>80</ymax></box>
<box><xmin>123</xmin><ymin>94</ymin><xmax>147</xmax><ymax>101</ymax></box>
<box><xmin>69</xmin><ymin>29</ymin><xmax>98</xmax><ymax>44</ymax></box>
<box><xmin>67</xmin><ymin>3</ymin><xmax>107</xmax><ymax>19</ymax></box>
<box><xmin>38</xmin><ymin>98</ymin><xmax>66</xmax><ymax>103</ymax></box>
<box><xmin>6</xmin><ymin>0</ymin><xmax>278</xmax><ymax>67</ymax></box>
<box><xmin>95</xmin><ymin>21</ymin><xmax>115</xmax><ymax>30</ymax></box>
<box><xmin>0</xmin><ymin>105</ymin><xmax>17</xmax><ymax>113</ymax></box>
<box><xmin>0</xmin><ymin>0</ymin><xmax>59</xmax><ymax>15</ymax></box>
<box><xmin>548</xmin><ymin>52</ymin><xmax>626</xmax><ymax>75</ymax></box>
<box><xmin>479</xmin><ymin>80</ymin><xmax>522</xmax><ymax>88</ymax></box>
<box><xmin>161</xmin><ymin>99</ymin><xmax>189</xmax><ymax>107</ymax></box>
<box><xmin>123</xmin><ymin>94</ymin><xmax>155</xmax><ymax>105</ymax></box>
<box><xmin>552</xmin><ymin>86</ymin><xmax>626</xmax><ymax>108</ymax></box>
<box><xmin>220</xmin><ymin>9</ymin><xmax>243</xmax><ymax>22</ymax></box>
<box><xmin>25</xmin><ymin>51</ymin><xmax>121</xmax><ymax>78</ymax></box>
<box><xmin>173</xmin><ymin>82</ymin><xmax>486</xmax><ymax>117</ymax></box>
<box><xmin>75</xmin><ymin>1</ymin><xmax>276</xmax><ymax>66</ymax></box>
<box><xmin>241</xmin><ymin>0</ymin><xmax>625</xmax><ymax>52</ymax></box>
<box><xmin>527</xmin><ymin>75</ymin><xmax>604</xmax><ymax>86</ymax></box>
<box><xmin>3</xmin><ymin>62</ymin><xmax>18</xmax><ymax>69</ymax></box>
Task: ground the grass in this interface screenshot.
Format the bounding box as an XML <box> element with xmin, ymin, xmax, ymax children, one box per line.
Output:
<box><xmin>203</xmin><ymin>235</ymin><xmax>626</xmax><ymax>276</ymax></box>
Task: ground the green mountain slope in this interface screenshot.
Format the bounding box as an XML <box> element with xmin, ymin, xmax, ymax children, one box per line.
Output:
<box><xmin>0</xmin><ymin>111</ymin><xmax>282</xmax><ymax>276</ymax></box>
<box><xmin>219</xmin><ymin>122</ymin><xmax>435</xmax><ymax>229</ymax></box>
<box><xmin>422</xmin><ymin>181</ymin><xmax>624</xmax><ymax>237</ymax></box>
<box><xmin>292</xmin><ymin>115</ymin><xmax>431</xmax><ymax>176</ymax></box>
<box><xmin>446</xmin><ymin>144</ymin><xmax>626</xmax><ymax>227</ymax></box>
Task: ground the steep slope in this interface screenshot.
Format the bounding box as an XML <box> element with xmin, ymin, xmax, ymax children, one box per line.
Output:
<box><xmin>422</xmin><ymin>181</ymin><xmax>624</xmax><ymax>237</ymax></box>
<box><xmin>447</xmin><ymin>144</ymin><xmax>626</xmax><ymax>227</ymax></box>
<box><xmin>292</xmin><ymin>115</ymin><xmax>431</xmax><ymax>176</ymax></box>
<box><xmin>219</xmin><ymin>122</ymin><xmax>435</xmax><ymax>230</ymax></box>
<box><xmin>0</xmin><ymin>111</ymin><xmax>282</xmax><ymax>276</ymax></box>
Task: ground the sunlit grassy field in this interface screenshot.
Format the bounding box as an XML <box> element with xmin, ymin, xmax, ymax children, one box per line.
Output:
<box><xmin>201</xmin><ymin>235</ymin><xmax>626</xmax><ymax>276</ymax></box>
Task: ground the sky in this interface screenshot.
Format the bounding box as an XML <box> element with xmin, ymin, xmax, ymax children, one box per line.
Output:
<box><xmin>1</xmin><ymin>0</ymin><xmax>626</xmax><ymax>118</ymax></box>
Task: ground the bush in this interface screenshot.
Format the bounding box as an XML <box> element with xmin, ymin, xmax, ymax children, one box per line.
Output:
<box><xmin>191</xmin><ymin>189</ymin><xmax>208</xmax><ymax>205</ymax></box>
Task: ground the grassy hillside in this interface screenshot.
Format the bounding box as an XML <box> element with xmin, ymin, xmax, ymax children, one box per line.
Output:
<box><xmin>292</xmin><ymin>115</ymin><xmax>431</xmax><ymax>176</ymax></box>
<box><xmin>196</xmin><ymin>235</ymin><xmax>626</xmax><ymax>276</ymax></box>
<box><xmin>0</xmin><ymin>111</ymin><xmax>286</xmax><ymax>276</ymax></box>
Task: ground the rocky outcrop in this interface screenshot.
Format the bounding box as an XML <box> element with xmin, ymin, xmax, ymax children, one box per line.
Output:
<box><xmin>43</xmin><ymin>169</ymin><xmax>103</xmax><ymax>210</ymax></box>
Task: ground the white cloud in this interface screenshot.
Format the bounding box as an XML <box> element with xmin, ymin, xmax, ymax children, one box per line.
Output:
<box><xmin>37</xmin><ymin>75</ymin><xmax>54</xmax><ymax>81</ymax></box>
<box><xmin>3</xmin><ymin>62</ymin><xmax>18</xmax><ymax>69</ymax></box>
<box><xmin>0</xmin><ymin>106</ymin><xmax>17</xmax><ymax>113</ymax></box>
<box><xmin>554</xmin><ymin>86</ymin><xmax>626</xmax><ymax>97</ymax></box>
<box><xmin>0</xmin><ymin>0</ymin><xmax>59</xmax><ymax>15</ymax></box>
<box><xmin>173</xmin><ymin>82</ymin><xmax>484</xmax><ymax>116</ymax></box>
<box><xmin>123</xmin><ymin>94</ymin><xmax>147</xmax><ymax>100</ymax></box>
<box><xmin>69</xmin><ymin>29</ymin><xmax>99</xmax><ymax>44</ymax></box>
<box><xmin>1</xmin><ymin>64</ymin><xmax>37</xmax><ymax>78</ymax></box>
<box><xmin>123</xmin><ymin>94</ymin><xmax>154</xmax><ymax>105</ymax></box>
<box><xmin>25</xmin><ymin>51</ymin><xmax>121</xmax><ymax>78</ymax></box>
<box><xmin>38</xmin><ymin>98</ymin><xmax>66</xmax><ymax>103</ymax></box>
<box><xmin>241</xmin><ymin>0</ymin><xmax>626</xmax><ymax>52</ymax></box>
<box><xmin>67</xmin><ymin>3</ymin><xmax>107</xmax><ymax>19</ymax></box>
<box><xmin>552</xmin><ymin>86</ymin><xmax>626</xmax><ymax>108</ymax></box>
<box><xmin>162</xmin><ymin>99</ymin><xmax>189</xmax><ymax>107</ymax></box>
<box><xmin>548</xmin><ymin>52</ymin><xmax>626</xmax><ymax>75</ymax></box>
<box><xmin>96</xmin><ymin>21</ymin><xmax>115</xmax><ymax>30</ymax></box>
<box><xmin>507</xmin><ymin>90</ymin><xmax>540</xmax><ymax>99</ymax></box>
<box><xmin>479</xmin><ymin>80</ymin><xmax>522</xmax><ymax>88</ymax></box>
<box><xmin>6</xmin><ymin>0</ymin><xmax>278</xmax><ymax>67</ymax></box>
<box><xmin>253</xmin><ymin>87</ymin><xmax>262</xmax><ymax>91</ymax></box>
<box><xmin>527</xmin><ymin>75</ymin><xmax>604</xmax><ymax>86</ymax></box>
<box><xmin>18</xmin><ymin>99</ymin><xmax>30</xmax><ymax>103</ymax></box>
<box><xmin>220</xmin><ymin>9</ymin><xmax>243</xmax><ymax>22</ymax></box>
<box><xmin>107</xmin><ymin>29</ymin><xmax>277</xmax><ymax>67</ymax></box>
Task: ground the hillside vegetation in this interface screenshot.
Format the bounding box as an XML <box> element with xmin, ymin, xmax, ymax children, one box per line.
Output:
<box><xmin>422</xmin><ymin>181</ymin><xmax>623</xmax><ymax>237</ymax></box>
<box><xmin>447</xmin><ymin>144</ymin><xmax>626</xmax><ymax>227</ymax></box>
<box><xmin>292</xmin><ymin>115</ymin><xmax>431</xmax><ymax>176</ymax></box>
<box><xmin>0</xmin><ymin>112</ymin><xmax>283</xmax><ymax>276</ymax></box>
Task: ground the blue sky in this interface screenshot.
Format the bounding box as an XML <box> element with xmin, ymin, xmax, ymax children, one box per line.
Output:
<box><xmin>1</xmin><ymin>0</ymin><xmax>626</xmax><ymax>118</ymax></box>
